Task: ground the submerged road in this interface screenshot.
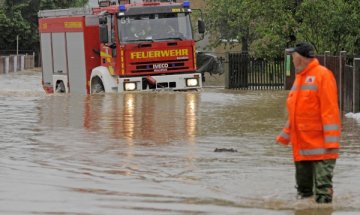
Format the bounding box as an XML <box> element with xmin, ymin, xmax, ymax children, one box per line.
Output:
<box><xmin>0</xmin><ymin>70</ymin><xmax>360</xmax><ymax>214</ymax></box>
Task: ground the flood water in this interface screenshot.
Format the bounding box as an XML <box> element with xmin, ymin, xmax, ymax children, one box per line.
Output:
<box><xmin>1</xmin><ymin>70</ymin><xmax>360</xmax><ymax>215</ymax></box>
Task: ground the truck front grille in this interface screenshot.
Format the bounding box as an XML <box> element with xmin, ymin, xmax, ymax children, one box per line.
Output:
<box><xmin>131</xmin><ymin>59</ymin><xmax>189</xmax><ymax>73</ymax></box>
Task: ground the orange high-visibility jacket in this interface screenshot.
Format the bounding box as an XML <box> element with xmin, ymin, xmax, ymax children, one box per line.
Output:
<box><xmin>276</xmin><ymin>59</ymin><xmax>341</xmax><ymax>161</ymax></box>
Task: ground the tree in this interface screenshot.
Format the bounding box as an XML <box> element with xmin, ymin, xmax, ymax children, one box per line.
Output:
<box><xmin>295</xmin><ymin>0</ymin><xmax>357</xmax><ymax>55</ymax></box>
<box><xmin>204</xmin><ymin>0</ymin><xmax>360</xmax><ymax>59</ymax></box>
<box><xmin>204</xmin><ymin>0</ymin><xmax>256</xmax><ymax>52</ymax></box>
<box><xmin>248</xmin><ymin>0</ymin><xmax>297</xmax><ymax>59</ymax></box>
<box><xmin>0</xmin><ymin>0</ymin><xmax>88</xmax><ymax>53</ymax></box>
<box><xmin>0</xmin><ymin>2</ymin><xmax>32</xmax><ymax>51</ymax></box>
<box><xmin>205</xmin><ymin>0</ymin><xmax>298</xmax><ymax>58</ymax></box>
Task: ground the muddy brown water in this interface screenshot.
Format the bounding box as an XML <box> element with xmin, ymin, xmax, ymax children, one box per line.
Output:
<box><xmin>1</xmin><ymin>70</ymin><xmax>360</xmax><ymax>215</ymax></box>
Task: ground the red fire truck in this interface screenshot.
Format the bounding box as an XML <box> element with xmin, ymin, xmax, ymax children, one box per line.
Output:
<box><xmin>38</xmin><ymin>0</ymin><xmax>204</xmax><ymax>94</ymax></box>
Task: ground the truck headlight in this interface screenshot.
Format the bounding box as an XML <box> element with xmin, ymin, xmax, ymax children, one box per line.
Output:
<box><xmin>186</xmin><ymin>78</ymin><xmax>199</xmax><ymax>87</ymax></box>
<box><xmin>124</xmin><ymin>82</ymin><xmax>137</xmax><ymax>91</ymax></box>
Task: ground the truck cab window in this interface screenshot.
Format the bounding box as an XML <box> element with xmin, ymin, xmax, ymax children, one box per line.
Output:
<box><xmin>118</xmin><ymin>13</ymin><xmax>193</xmax><ymax>43</ymax></box>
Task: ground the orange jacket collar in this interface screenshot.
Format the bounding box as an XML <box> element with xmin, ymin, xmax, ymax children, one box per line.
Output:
<box><xmin>298</xmin><ymin>58</ymin><xmax>320</xmax><ymax>76</ymax></box>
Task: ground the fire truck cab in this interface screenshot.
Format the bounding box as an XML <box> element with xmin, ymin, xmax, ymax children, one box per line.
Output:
<box><xmin>38</xmin><ymin>0</ymin><xmax>205</xmax><ymax>94</ymax></box>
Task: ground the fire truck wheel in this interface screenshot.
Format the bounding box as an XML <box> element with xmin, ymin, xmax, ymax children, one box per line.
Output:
<box><xmin>91</xmin><ymin>77</ymin><xmax>105</xmax><ymax>94</ymax></box>
<box><xmin>55</xmin><ymin>81</ymin><xmax>66</xmax><ymax>93</ymax></box>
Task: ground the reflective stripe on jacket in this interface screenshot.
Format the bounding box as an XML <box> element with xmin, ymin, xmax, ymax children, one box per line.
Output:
<box><xmin>276</xmin><ymin>59</ymin><xmax>341</xmax><ymax>161</ymax></box>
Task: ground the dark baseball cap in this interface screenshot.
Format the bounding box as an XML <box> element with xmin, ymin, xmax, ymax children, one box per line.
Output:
<box><xmin>286</xmin><ymin>42</ymin><xmax>315</xmax><ymax>58</ymax></box>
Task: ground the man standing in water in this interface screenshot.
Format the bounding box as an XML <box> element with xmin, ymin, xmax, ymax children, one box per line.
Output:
<box><xmin>276</xmin><ymin>42</ymin><xmax>341</xmax><ymax>206</ymax></box>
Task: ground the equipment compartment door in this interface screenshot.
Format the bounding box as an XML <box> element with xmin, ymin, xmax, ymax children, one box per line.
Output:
<box><xmin>52</xmin><ymin>33</ymin><xmax>68</xmax><ymax>75</ymax></box>
<box><xmin>66</xmin><ymin>32</ymin><xmax>86</xmax><ymax>94</ymax></box>
<box><xmin>40</xmin><ymin>33</ymin><xmax>53</xmax><ymax>86</ymax></box>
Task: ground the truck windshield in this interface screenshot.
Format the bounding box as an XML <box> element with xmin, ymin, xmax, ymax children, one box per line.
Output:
<box><xmin>118</xmin><ymin>13</ymin><xmax>193</xmax><ymax>43</ymax></box>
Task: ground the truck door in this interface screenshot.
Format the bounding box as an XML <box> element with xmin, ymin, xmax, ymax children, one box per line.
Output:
<box><xmin>100</xmin><ymin>14</ymin><xmax>117</xmax><ymax>76</ymax></box>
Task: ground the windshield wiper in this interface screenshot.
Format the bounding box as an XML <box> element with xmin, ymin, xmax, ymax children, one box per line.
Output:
<box><xmin>155</xmin><ymin>37</ymin><xmax>184</xmax><ymax>41</ymax></box>
<box><xmin>125</xmin><ymin>39</ymin><xmax>154</xmax><ymax>43</ymax></box>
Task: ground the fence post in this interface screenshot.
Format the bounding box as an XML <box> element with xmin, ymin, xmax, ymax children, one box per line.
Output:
<box><xmin>224</xmin><ymin>52</ymin><xmax>230</xmax><ymax>89</ymax></box>
<box><xmin>324</xmin><ymin>51</ymin><xmax>330</xmax><ymax>67</ymax></box>
<box><xmin>339</xmin><ymin>51</ymin><xmax>347</xmax><ymax>114</ymax></box>
<box><xmin>0</xmin><ymin>57</ymin><xmax>3</xmax><ymax>74</ymax></box>
<box><xmin>5</xmin><ymin>56</ymin><xmax>9</xmax><ymax>73</ymax></box>
<box><xmin>13</xmin><ymin>55</ymin><xmax>18</xmax><ymax>72</ymax></box>
<box><xmin>9</xmin><ymin>56</ymin><xmax>14</xmax><ymax>73</ymax></box>
<box><xmin>354</xmin><ymin>58</ymin><xmax>360</xmax><ymax>113</ymax></box>
<box><xmin>17</xmin><ymin>55</ymin><xmax>21</xmax><ymax>71</ymax></box>
<box><xmin>25</xmin><ymin>54</ymin><xmax>29</xmax><ymax>69</ymax></box>
<box><xmin>32</xmin><ymin>52</ymin><xmax>35</xmax><ymax>68</ymax></box>
<box><xmin>284</xmin><ymin>52</ymin><xmax>290</xmax><ymax>90</ymax></box>
<box><xmin>20</xmin><ymin>55</ymin><xmax>25</xmax><ymax>71</ymax></box>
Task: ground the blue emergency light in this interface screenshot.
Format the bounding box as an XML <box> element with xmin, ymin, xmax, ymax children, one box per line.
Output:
<box><xmin>183</xmin><ymin>1</ymin><xmax>190</xmax><ymax>8</ymax></box>
<box><xmin>118</xmin><ymin>5</ymin><xmax>126</xmax><ymax>12</ymax></box>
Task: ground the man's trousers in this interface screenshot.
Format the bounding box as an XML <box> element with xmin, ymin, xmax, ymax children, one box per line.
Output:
<box><xmin>295</xmin><ymin>159</ymin><xmax>336</xmax><ymax>203</ymax></box>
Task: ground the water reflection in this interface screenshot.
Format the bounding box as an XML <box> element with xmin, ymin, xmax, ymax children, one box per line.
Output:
<box><xmin>124</xmin><ymin>93</ymin><xmax>135</xmax><ymax>142</ymax></box>
<box><xmin>81</xmin><ymin>92</ymin><xmax>199</xmax><ymax>144</ymax></box>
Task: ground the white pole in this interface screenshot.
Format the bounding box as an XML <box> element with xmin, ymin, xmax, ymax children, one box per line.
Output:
<box><xmin>16</xmin><ymin>35</ymin><xmax>19</xmax><ymax>55</ymax></box>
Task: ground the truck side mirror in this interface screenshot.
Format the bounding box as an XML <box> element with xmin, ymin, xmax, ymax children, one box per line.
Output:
<box><xmin>198</xmin><ymin>20</ymin><xmax>205</xmax><ymax>34</ymax></box>
<box><xmin>99</xmin><ymin>24</ymin><xmax>108</xmax><ymax>44</ymax></box>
